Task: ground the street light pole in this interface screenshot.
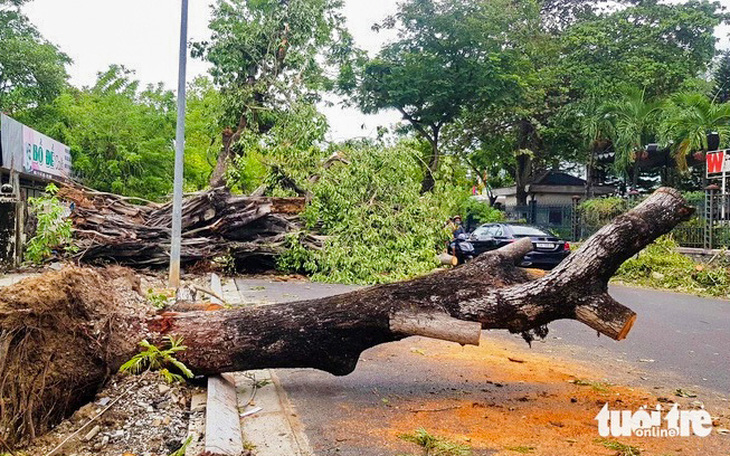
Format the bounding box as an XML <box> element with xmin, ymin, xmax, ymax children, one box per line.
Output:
<box><xmin>169</xmin><ymin>0</ymin><xmax>189</xmax><ymax>288</ymax></box>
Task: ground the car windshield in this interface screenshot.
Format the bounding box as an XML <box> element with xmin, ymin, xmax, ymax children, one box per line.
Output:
<box><xmin>509</xmin><ymin>225</ymin><xmax>553</xmax><ymax>237</ymax></box>
<box><xmin>472</xmin><ymin>226</ymin><xmax>492</xmax><ymax>236</ymax></box>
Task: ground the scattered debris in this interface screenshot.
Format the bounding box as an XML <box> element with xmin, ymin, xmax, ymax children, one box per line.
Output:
<box><xmin>59</xmin><ymin>186</ymin><xmax>321</xmax><ymax>270</ymax></box>
<box><xmin>674</xmin><ymin>388</ymin><xmax>698</xmax><ymax>398</ymax></box>
<box><xmin>20</xmin><ymin>371</ymin><xmax>197</xmax><ymax>456</ymax></box>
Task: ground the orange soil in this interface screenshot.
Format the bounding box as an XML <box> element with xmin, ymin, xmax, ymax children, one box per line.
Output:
<box><xmin>330</xmin><ymin>336</ymin><xmax>729</xmax><ymax>456</ymax></box>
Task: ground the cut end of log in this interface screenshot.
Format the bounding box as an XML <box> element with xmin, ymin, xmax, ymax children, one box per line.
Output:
<box><xmin>390</xmin><ymin>309</ymin><xmax>482</xmax><ymax>346</ymax></box>
<box><xmin>615</xmin><ymin>313</ymin><xmax>637</xmax><ymax>341</ymax></box>
<box><xmin>574</xmin><ymin>294</ymin><xmax>637</xmax><ymax>341</ymax></box>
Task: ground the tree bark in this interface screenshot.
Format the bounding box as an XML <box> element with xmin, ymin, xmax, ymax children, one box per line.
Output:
<box><xmin>0</xmin><ymin>187</ymin><xmax>693</xmax><ymax>445</ymax></box>
<box><xmin>210</xmin><ymin>113</ymin><xmax>248</xmax><ymax>188</ymax></box>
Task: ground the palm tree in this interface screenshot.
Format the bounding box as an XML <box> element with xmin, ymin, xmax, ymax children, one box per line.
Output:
<box><xmin>600</xmin><ymin>88</ymin><xmax>663</xmax><ymax>187</ymax></box>
<box><xmin>660</xmin><ymin>92</ymin><xmax>730</xmax><ymax>170</ymax></box>
<box><xmin>577</xmin><ymin>98</ymin><xmax>611</xmax><ymax>197</ymax></box>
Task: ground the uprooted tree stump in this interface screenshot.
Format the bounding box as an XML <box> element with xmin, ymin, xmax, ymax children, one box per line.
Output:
<box><xmin>0</xmin><ymin>187</ymin><xmax>693</xmax><ymax>446</ymax></box>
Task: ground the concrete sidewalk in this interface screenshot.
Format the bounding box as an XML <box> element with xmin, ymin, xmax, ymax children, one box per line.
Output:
<box><xmin>222</xmin><ymin>277</ymin><xmax>325</xmax><ymax>456</ymax></box>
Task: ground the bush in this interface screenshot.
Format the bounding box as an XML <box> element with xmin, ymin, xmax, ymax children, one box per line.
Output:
<box><xmin>615</xmin><ymin>236</ymin><xmax>730</xmax><ymax>297</ymax></box>
<box><xmin>25</xmin><ymin>184</ymin><xmax>76</xmax><ymax>265</ymax></box>
<box><xmin>460</xmin><ymin>197</ymin><xmax>504</xmax><ymax>228</ymax></box>
<box><xmin>579</xmin><ymin>197</ymin><xmax>632</xmax><ymax>227</ymax></box>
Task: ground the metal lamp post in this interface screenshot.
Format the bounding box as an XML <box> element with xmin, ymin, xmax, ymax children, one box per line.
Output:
<box><xmin>169</xmin><ymin>0</ymin><xmax>189</xmax><ymax>287</ymax></box>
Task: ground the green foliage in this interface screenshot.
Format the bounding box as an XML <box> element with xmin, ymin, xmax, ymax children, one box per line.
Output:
<box><xmin>714</xmin><ymin>50</ymin><xmax>730</xmax><ymax>103</ymax></box>
<box><xmin>660</xmin><ymin>92</ymin><xmax>730</xmax><ymax>169</ymax></box>
<box><xmin>459</xmin><ymin>198</ymin><xmax>504</xmax><ymax>226</ymax></box>
<box><xmin>398</xmin><ymin>428</ymin><xmax>471</xmax><ymax>456</ymax></box>
<box><xmin>0</xmin><ymin>3</ymin><xmax>70</xmax><ymax>114</ymax></box>
<box><xmin>277</xmin><ymin>142</ymin><xmax>460</xmax><ymax>284</ymax></box>
<box><xmin>350</xmin><ymin>0</ymin><xmax>532</xmax><ymax>190</ymax></box>
<box><xmin>192</xmin><ymin>0</ymin><xmax>352</xmax><ymax>189</ymax></box>
<box><xmin>119</xmin><ymin>336</ymin><xmax>194</xmax><ymax>383</ymax></box>
<box><xmin>168</xmin><ymin>436</ymin><xmax>193</xmax><ymax>456</ymax></box>
<box><xmin>226</xmin><ymin>102</ymin><xmax>329</xmax><ymax>193</ymax></box>
<box><xmin>594</xmin><ymin>438</ymin><xmax>641</xmax><ymax>456</ymax></box>
<box><xmin>25</xmin><ymin>183</ymin><xmax>75</xmax><ymax>265</ymax></box>
<box><xmin>560</xmin><ymin>1</ymin><xmax>724</xmax><ymax>99</ymax></box>
<box><xmin>147</xmin><ymin>288</ymin><xmax>170</xmax><ymax>310</ymax></box>
<box><xmin>20</xmin><ymin>68</ymin><xmax>217</xmax><ymax>200</ymax></box>
<box><xmin>600</xmin><ymin>88</ymin><xmax>662</xmax><ymax>176</ymax></box>
<box><xmin>615</xmin><ymin>236</ymin><xmax>730</xmax><ymax>298</ymax></box>
<box><xmin>579</xmin><ymin>197</ymin><xmax>632</xmax><ymax>228</ymax></box>
<box><xmin>184</xmin><ymin>76</ymin><xmax>224</xmax><ymax>191</ymax></box>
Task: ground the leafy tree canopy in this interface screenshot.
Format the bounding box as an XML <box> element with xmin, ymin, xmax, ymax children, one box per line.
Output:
<box><xmin>560</xmin><ymin>0</ymin><xmax>726</xmax><ymax>98</ymax></box>
<box><xmin>192</xmin><ymin>0</ymin><xmax>354</xmax><ymax>186</ymax></box>
<box><xmin>0</xmin><ymin>1</ymin><xmax>70</xmax><ymax>113</ymax></box>
<box><xmin>20</xmin><ymin>67</ymin><xmax>218</xmax><ymax>200</ymax></box>
<box><xmin>348</xmin><ymin>0</ymin><xmax>535</xmax><ymax>192</ymax></box>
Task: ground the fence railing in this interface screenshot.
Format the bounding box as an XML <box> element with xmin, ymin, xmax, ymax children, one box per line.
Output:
<box><xmin>502</xmin><ymin>192</ymin><xmax>730</xmax><ymax>250</ymax></box>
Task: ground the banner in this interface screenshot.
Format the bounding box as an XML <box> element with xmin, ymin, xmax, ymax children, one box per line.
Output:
<box><xmin>1</xmin><ymin>114</ymin><xmax>72</xmax><ymax>180</ymax></box>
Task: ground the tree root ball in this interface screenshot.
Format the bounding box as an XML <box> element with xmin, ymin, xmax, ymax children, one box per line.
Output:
<box><xmin>0</xmin><ymin>267</ymin><xmax>149</xmax><ymax>446</ymax></box>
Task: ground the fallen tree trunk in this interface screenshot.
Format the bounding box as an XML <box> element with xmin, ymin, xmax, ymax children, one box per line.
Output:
<box><xmin>0</xmin><ymin>187</ymin><xmax>692</xmax><ymax>446</ymax></box>
<box><xmin>59</xmin><ymin>186</ymin><xmax>321</xmax><ymax>269</ymax></box>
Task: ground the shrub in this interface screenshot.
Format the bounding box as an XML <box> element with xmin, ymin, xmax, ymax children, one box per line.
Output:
<box><xmin>24</xmin><ymin>183</ymin><xmax>76</xmax><ymax>265</ymax></box>
<box><xmin>615</xmin><ymin>236</ymin><xmax>730</xmax><ymax>297</ymax></box>
<box><xmin>579</xmin><ymin>197</ymin><xmax>632</xmax><ymax>227</ymax></box>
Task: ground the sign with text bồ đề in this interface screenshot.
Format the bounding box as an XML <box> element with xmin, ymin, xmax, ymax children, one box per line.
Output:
<box><xmin>22</xmin><ymin>124</ymin><xmax>71</xmax><ymax>179</ymax></box>
<box><xmin>1</xmin><ymin>114</ymin><xmax>72</xmax><ymax>180</ymax></box>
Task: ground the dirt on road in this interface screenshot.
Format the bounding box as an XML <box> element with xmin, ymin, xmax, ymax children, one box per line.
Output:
<box><xmin>280</xmin><ymin>335</ymin><xmax>730</xmax><ymax>456</ymax></box>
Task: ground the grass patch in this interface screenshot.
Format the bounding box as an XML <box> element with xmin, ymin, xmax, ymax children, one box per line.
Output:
<box><xmin>594</xmin><ymin>438</ymin><xmax>641</xmax><ymax>456</ymax></box>
<box><xmin>398</xmin><ymin>428</ymin><xmax>471</xmax><ymax>456</ymax></box>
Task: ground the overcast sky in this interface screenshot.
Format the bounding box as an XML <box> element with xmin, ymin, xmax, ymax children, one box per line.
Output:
<box><xmin>22</xmin><ymin>0</ymin><xmax>402</xmax><ymax>141</ymax></box>
<box><xmin>21</xmin><ymin>0</ymin><xmax>730</xmax><ymax>142</ymax></box>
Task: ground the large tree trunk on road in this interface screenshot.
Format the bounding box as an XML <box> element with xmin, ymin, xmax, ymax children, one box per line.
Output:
<box><xmin>0</xmin><ymin>187</ymin><xmax>693</xmax><ymax>446</ymax></box>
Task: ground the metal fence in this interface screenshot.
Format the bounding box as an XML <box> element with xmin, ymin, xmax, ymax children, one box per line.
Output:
<box><xmin>502</xmin><ymin>191</ymin><xmax>730</xmax><ymax>250</ymax></box>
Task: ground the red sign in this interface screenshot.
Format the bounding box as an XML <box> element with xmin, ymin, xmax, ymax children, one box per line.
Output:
<box><xmin>706</xmin><ymin>150</ymin><xmax>727</xmax><ymax>176</ymax></box>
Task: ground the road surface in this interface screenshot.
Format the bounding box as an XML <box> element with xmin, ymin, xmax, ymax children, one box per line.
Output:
<box><xmin>234</xmin><ymin>277</ymin><xmax>730</xmax><ymax>455</ymax></box>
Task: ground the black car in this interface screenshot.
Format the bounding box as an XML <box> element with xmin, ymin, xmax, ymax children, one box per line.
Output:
<box><xmin>469</xmin><ymin>223</ymin><xmax>571</xmax><ymax>269</ymax></box>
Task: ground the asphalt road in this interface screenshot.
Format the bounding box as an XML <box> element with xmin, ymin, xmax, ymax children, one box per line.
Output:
<box><xmin>235</xmin><ymin>278</ymin><xmax>729</xmax><ymax>394</ymax></box>
<box><xmin>491</xmin><ymin>284</ymin><xmax>730</xmax><ymax>394</ymax></box>
<box><xmin>235</xmin><ymin>278</ymin><xmax>730</xmax><ymax>455</ymax></box>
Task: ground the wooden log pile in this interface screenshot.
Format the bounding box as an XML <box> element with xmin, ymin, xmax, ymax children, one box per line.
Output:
<box><xmin>58</xmin><ymin>186</ymin><xmax>320</xmax><ymax>269</ymax></box>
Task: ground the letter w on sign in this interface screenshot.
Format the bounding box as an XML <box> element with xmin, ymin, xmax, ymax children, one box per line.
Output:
<box><xmin>706</xmin><ymin>150</ymin><xmax>726</xmax><ymax>176</ymax></box>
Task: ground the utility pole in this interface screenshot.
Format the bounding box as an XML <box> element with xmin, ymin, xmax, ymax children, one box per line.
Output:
<box><xmin>169</xmin><ymin>0</ymin><xmax>189</xmax><ymax>288</ymax></box>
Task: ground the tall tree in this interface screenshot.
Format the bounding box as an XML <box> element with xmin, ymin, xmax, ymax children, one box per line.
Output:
<box><xmin>559</xmin><ymin>0</ymin><xmax>725</xmax><ymax>99</ymax></box>
<box><xmin>600</xmin><ymin>88</ymin><xmax>662</xmax><ymax>187</ymax></box>
<box><xmin>350</xmin><ymin>0</ymin><xmax>528</xmax><ymax>193</ymax></box>
<box><xmin>21</xmin><ymin>66</ymin><xmax>178</xmax><ymax>200</ymax></box>
<box><xmin>713</xmin><ymin>50</ymin><xmax>730</xmax><ymax>103</ymax></box>
<box><xmin>0</xmin><ymin>0</ymin><xmax>70</xmax><ymax>114</ymax></box>
<box><xmin>192</xmin><ymin>0</ymin><xmax>353</xmax><ymax>188</ymax></box>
